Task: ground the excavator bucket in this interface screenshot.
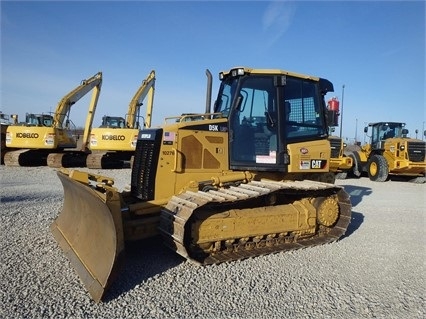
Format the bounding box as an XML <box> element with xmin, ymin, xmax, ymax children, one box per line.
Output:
<box><xmin>51</xmin><ymin>170</ymin><xmax>125</xmax><ymax>302</ymax></box>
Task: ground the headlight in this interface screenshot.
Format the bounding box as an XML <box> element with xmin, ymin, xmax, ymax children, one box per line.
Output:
<box><xmin>399</xmin><ymin>145</ymin><xmax>405</xmax><ymax>151</ymax></box>
<box><xmin>231</xmin><ymin>68</ymin><xmax>245</xmax><ymax>76</ymax></box>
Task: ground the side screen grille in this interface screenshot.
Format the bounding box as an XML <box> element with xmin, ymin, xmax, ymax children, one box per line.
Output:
<box><xmin>407</xmin><ymin>141</ymin><xmax>426</xmax><ymax>162</ymax></box>
<box><xmin>131</xmin><ymin>129</ymin><xmax>163</xmax><ymax>200</ymax></box>
<box><xmin>329</xmin><ymin>138</ymin><xmax>342</xmax><ymax>158</ymax></box>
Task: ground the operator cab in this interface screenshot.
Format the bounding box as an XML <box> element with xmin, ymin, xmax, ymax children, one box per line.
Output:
<box><xmin>0</xmin><ymin>112</ymin><xmax>10</xmax><ymax>125</ymax></box>
<box><xmin>25</xmin><ymin>113</ymin><xmax>53</xmax><ymax>127</ymax></box>
<box><xmin>367</xmin><ymin>122</ymin><xmax>408</xmax><ymax>150</ymax></box>
<box><xmin>100</xmin><ymin>116</ymin><xmax>126</xmax><ymax>128</ymax></box>
<box><xmin>214</xmin><ymin>67</ymin><xmax>333</xmax><ymax>171</ymax></box>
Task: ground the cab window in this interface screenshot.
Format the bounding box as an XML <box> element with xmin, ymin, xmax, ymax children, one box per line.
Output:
<box><xmin>283</xmin><ymin>78</ymin><xmax>325</xmax><ymax>139</ymax></box>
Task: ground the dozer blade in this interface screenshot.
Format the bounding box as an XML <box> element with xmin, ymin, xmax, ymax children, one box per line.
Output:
<box><xmin>51</xmin><ymin>171</ymin><xmax>125</xmax><ymax>302</ymax></box>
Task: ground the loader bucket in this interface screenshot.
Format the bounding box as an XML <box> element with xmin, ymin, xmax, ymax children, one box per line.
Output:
<box><xmin>51</xmin><ymin>171</ymin><xmax>125</xmax><ymax>302</ymax></box>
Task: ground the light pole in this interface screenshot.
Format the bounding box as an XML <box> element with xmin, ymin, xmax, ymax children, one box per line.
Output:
<box><xmin>355</xmin><ymin>118</ymin><xmax>358</xmax><ymax>144</ymax></box>
<box><xmin>339</xmin><ymin>84</ymin><xmax>345</xmax><ymax>138</ymax></box>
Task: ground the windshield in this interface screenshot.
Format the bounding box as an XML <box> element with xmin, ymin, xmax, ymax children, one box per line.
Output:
<box><xmin>214</xmin><ymin>78</ymin><xmax>239</xmax><ymax>117</ymax></box>
<box><xmin>26</xmin><ymin>114</ymin><xmax>53</xmax><ymax>126</ymax></box>
<box><xmin>102</xmin><ymin>116</ymin><xmax>126</xmax><ymax>128</ymax></box>
<box><xmin>373</xmin><ymin>122</ymin><xmax>405</xmax><ymax>142</ymax></box>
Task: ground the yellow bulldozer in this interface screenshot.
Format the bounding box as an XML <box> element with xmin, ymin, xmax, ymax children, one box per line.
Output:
<box><xmin>345</xmin><ymin>122</ymin><xmax>426</xmax><ymax>182</ymax></box>
<box><xmin>4</xmin><ymin>72</ymin><xmax>102</xmax><ymax>167</ymax></box>
<box><xmin>86</xmin><ymin>70</ymin><xmax>156</xmax><ymax>168</ymax></box>
<box><xmin>51</xmin><ymin>67</ymin><xmax>352</xmax><ymax>302</ymax></box>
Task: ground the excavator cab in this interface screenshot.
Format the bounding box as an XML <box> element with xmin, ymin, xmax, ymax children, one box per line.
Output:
<box><xmin>100</xmin><ymin>116</ymin><xmax>126</xmax><ymax>128</ymax></box>
<box><xmin>0</xmin><ymin>112</ymin><xmax>11</xmax><ymax>124</ymax></box>
<box><xmin>25</xmin><ymin>113</ymin><xmax>54</xmax><ymax>127</ymax></box>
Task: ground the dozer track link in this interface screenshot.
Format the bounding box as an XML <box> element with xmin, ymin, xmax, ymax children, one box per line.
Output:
<box><xmin>159</xmin><ymin>180</ymin><xmax>351</xmax><ymax>265</ymax></box>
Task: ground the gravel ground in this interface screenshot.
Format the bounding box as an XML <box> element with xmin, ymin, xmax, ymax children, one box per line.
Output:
<box><xmin>1</xmin><ymin>166</ymin><xmax>425</xmax><ymax>319</ymax></box>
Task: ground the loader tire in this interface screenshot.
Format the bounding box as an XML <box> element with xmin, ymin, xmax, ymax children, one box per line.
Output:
<box><xmin>367</xmin><ymin>154</ymin><xmax>388</xmax><ymax>182</ymax></box>
<box><xmin>345</xmin><ymin>151</ymin><xmax>361</xmax><ymax>178</ymax></box>
<box><xmin>335</xmin><ymin>171</ymin><xmax>348</xmax><ymax>180</ymax></box>
<box><xmin>408</xmin><ymin>176</ymin><xmax>426</xmax><ymax>184</ymax></box>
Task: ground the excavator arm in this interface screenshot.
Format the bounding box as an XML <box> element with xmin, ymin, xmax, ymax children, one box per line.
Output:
<box><xmin>126</xmin><ymin>70</ymin><xmax>155</xmax><ymax>129</ymax></box>
<box><xmin>52</xmin><ymin>72</ymin><xmax>103</xmax><ymax>128</ymax></box>
<box><xmin>79</xmin><ymin>74</ymin><xmax>103</xmax><ymax>152</ymax></box>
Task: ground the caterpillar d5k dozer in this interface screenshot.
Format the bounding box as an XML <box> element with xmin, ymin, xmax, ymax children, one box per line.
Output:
<box><xmin>51</xmin><ymin>67</ymin><xmax>352</xmax><ymax>302</ymax></box>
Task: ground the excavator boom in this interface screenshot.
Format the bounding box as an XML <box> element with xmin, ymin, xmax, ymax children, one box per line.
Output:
<box><xmin>53</xmin><ymin>72</ymin><xmax>103</xmax><ymax>128</ymax></box>
<box><xmin>127</xmin><ymin>70</ymin><xmax>156</xmax><ymax>129</ymax></box>
<box><xmin>76</xmin><ymin>74</ymin><xmax>103</xmax><ymax>152</ymax></box>
<box><xmin>46</xmin><ymin>72</ymin><xmax>103</xmax><ymax>167</ymax></box>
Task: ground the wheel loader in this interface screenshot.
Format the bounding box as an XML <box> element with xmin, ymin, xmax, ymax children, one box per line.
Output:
<box><xmin>346</xmin><ymin>122</ymin><xmax>426</xmax><ymax>182</ymax></box>
<box><xmin>51</xmin><ymin>67</ymin><xmax>352</xmax><ymax>302</ymax></box>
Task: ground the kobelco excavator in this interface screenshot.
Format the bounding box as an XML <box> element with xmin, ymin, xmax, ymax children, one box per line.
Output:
<box><xmin>51</xmin><ymin>67</ymin><xmax>352</xmax><ymax>302</ymax></box>
<box><xmin>4</xmin><ymin>72</ymin><xmax>102</xmax><ymax>167</ymax></box>
<box><xmin>86</xmin><ymin>70</ymin><xmax>155</xmax><ymax>168</ymax></box>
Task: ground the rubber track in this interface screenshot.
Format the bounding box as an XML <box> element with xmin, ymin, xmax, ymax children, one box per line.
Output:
<box><xmin>159</xmin><ymin>179</ymin><xmax>352</xmax><ymax>265</ymax></box>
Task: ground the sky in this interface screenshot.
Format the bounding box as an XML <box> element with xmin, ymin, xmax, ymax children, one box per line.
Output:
<box><xmin>1</xmin><ymin>0</ymin><xmax>425</xmax><ymax>143</ymax></box>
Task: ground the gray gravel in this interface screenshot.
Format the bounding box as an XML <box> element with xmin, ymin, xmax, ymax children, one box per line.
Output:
<box><xmin>1</xmin><ymin>166</ymin><xmax>425</xmax><ymax>319</ymax></box>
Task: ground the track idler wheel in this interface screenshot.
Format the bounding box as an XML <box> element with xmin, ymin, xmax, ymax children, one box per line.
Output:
<box><xmin>312</xmin><ymin>196</ymin><xmax>340</xmax><ymax>227</ymax></box>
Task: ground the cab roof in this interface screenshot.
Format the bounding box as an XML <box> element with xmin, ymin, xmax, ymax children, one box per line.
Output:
<box><xmin>220</xmin><ymin>66</ymin><xmax>321</xmax><ymax>81</ymax></box>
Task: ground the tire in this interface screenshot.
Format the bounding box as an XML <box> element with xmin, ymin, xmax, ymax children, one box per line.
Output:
<box><xmin>346</xmin><ymin>152</ymin><xmax>361</xmax><ymax>178</ymax></box>
<box><xmin>367</xmin><ymin>154</ymin><xmax>389</xmax><ymax>182</ymax></box>
<box><xmin>323</xmin><ymin>172</ymin><xmax>336</xmax><ymax>184</ymax></box>
<box><xmin>335</xmin><ymin>171</ymin><xmax>348</xmax><ymax>180</ymax></box>
<box><xmin>409</xmin><ymin>176</ymin><xmax>426</xmax><ymax>184</ymax></box>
